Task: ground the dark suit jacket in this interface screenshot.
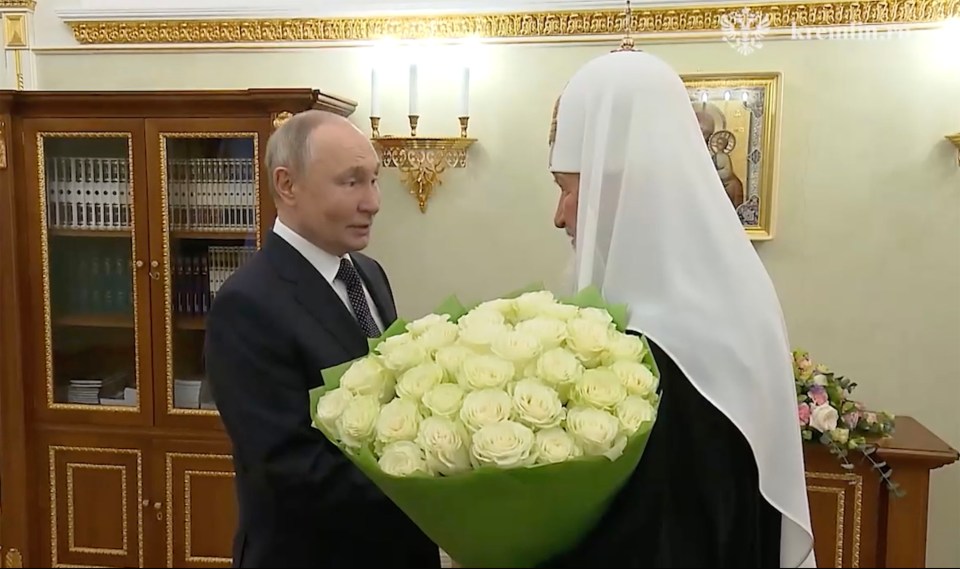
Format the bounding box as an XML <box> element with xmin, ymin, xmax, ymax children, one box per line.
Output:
<box><xmin>204</xmin><ymin>231</ymin><xmax>440</xmax><ymax>569</ymax></box>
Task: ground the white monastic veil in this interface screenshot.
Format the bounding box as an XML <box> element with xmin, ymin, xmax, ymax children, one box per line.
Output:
<box><xmin>550</xmin><ymin>50</ymin><xmax>816</xmax><ymax>568</ymax></box>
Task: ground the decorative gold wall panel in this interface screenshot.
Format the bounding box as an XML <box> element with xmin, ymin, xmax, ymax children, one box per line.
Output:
<box><xmin>66</xmin><ymin>0</ymin><xmax>960</xmax><ymax>44</ymax></box>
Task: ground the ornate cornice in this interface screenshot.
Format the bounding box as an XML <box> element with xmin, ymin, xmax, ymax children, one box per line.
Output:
<box><xmin>0</xmin><ymin>0</ymin><xmax>36</xmax><ymax>10</ymax></box>
<box><xmin>65</xmin><ymin>0</ymin><xmax>960</xmax><ymax>45</ymax></box>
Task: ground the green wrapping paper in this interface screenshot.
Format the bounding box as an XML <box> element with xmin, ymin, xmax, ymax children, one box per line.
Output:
<box><xmin>309</xmin><ymin>285</ymin><xmax>659</xmax><ymax>568</ymax></box>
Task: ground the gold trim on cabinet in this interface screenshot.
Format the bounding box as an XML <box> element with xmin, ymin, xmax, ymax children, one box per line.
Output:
<box><xmin>184</xmin><ymin>469</ymin><xmax>235</xmax><ymax>564</ymax></box>
<box><xmin>3</xmin><ymin>549</ymin><xmax>23</xmax><ymax>569</ymax></box>
<box><xmin>37</xmin><ymin>133</ymin><xmax>142</xmax><ymax>414</ymax></box>
<box><xmin>48</xmin><ymin>446</ymin><xmax>144</xmax><ymax>568</ymax></box>
<box><xmin>165</xmin><ymin>452</ymin><xmax>234</xmax><ymax>567</ymax></box>
<box><xmin>65</xmin><ymin>0</ymin><xmax>960</xmax><ymax>45</ymax></box>
<box><xmin>66</xmin><ymin>464</ymin><xmax>128</xmax><ymax>556</ymax></box>
<box><xmin>805</xmin><ymin>471</ymin><xmax>863</xmax><ymax>568</ymax></box>
<box><xmin>808</xmin><ymin>485</ymin><xmax>845</xmax><ymax>567</ymax></box>
<box><xmin>0</xmin><ymin>120</ymin><xmax>7</xmax><ymax>169</ymax></box>
<box><xmin>158</xmin><ymin>131</ymin><xmax>260</xmax><ymax>417</ymax></box>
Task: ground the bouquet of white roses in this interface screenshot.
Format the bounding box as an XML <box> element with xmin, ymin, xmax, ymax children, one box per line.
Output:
<box><xmin>310</xmin><ymin>285</ymin><xmax>660</xmax><ymax>568</ymax></box>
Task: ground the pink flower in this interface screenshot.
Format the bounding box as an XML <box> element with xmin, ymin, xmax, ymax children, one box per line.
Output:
<box><xmin>865</xmin><ymin>412</ymin><xmax>878</xmax><ymax>424</ymax></box>
<box><xmin>809</xmin><ymin>385</ymin><xmax>828</xmax><ymax>406</ymax></box>
<box><xmin>843</xmin><ymin>411</ymin><xmax>861</xmax><ymax>430</ymax></box>
<box><xmin>798</xmin><ymin>403</ymin><xmax>811</xmax><ymax>426</ymax></box>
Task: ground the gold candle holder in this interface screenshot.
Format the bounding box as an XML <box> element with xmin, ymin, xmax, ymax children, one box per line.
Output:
<box><xmin>409</xmin><ymin>115</ymin><xmax>419</xmax><ymax>137</ymax></box>
<box><xmin>458</xmin><ymin>116</ymin><xmax>470</xmax><ymax>138</ymax></box>
<box><xmin>370</xmin><ymin>116</ymin><xmax>381</xmax><ymax>138</ymax></box>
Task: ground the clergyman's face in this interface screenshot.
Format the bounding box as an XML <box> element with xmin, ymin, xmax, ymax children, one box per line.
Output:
<box><xmin>552</xmin><ymin>172</ymin><xmax>580</xmax><ymax>246</ymax></box>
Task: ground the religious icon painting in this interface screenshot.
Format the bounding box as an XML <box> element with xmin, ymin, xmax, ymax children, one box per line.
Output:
<box><xmin>681</xmin><ymin>72</ymin><xmax>782</xmax><ymax>240</ymax></box>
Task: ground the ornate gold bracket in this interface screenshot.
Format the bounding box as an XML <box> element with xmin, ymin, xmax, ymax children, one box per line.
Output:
<box><xmin>4</xmin><ymin>548</ymin><xmax>24</xmax><ymax>568</ymax></box>
<box><xmin>947</xmin><ymin>133</ymin><xmax>960</xmax><ymax>166</ymax></box>
<box><xmin>371</xmin><ymin>115</ymin><xmax>476</xmax><ymax>213</ymax></box>
<box><xmin>272</xmin><ymin>111</ymin><xmax>293</xmax><ymax>130</ymax></box>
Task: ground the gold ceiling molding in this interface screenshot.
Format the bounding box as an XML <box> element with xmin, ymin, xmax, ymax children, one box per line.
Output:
<box><xmin>0</xmin><ymin>0</ymin><xmax>36</xmax><ymax>10</ymax></box>
<box><xmin>67</xmin><ymin>0</ymin><xmax>960</xmax><ymax>44</ymax></box>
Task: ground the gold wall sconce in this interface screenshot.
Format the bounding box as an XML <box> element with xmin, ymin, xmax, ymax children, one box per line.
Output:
<box><xmin>947</xmin><ymin>133</ymin><xmax>960</xmax><ymax>166</ymax></box>
<box><xmin>369</xmin><ymin>64</ymin><xmax>476</xmax><ymax>212</ymax></box>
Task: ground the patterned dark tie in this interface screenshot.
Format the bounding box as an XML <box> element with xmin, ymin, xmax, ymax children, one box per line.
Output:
<box><xmin>336</xmin><ymin>258</ymin><xmax>381</xmax><ymax>338</ymax></box>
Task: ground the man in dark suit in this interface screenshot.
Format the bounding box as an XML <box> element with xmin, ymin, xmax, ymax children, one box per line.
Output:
<box><xmin>205</xmin><ymin>110</ymin><xmax>440</xmax><ymax>568</ymax></box>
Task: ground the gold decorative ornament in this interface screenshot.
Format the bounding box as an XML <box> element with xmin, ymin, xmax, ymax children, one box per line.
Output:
<box><xmin>0</xmin><ymin>0</ymin><xmax>35</xmax><ymax>10</ymax></box>
<box><xmin>0</xmin><ymin>120</ymin><xmax>7</xmax><ymax>170</ymax></box>
<box><xmin>613</xmin><ymin>0</ymin><xmax>636</xmax><ymax>52</ymax></box>
<box><xmin>946</xmin><ymin>133</ymin><xmax>960</xmax><ymax>166</ymax></box>
<box><xmin>65</xmin><ymin>0</ymin><xmax>960</xmax><ymax>44</ymax></box>
<box><xmin>3</xmin><ymin>14</ymin><xmax>27</xmax><ymax>48</ymax></box>
<box><xmin>4</xmin><ymin>548</ymin><xmax>24</xmax><ymax>568</ymax></box>
<box><xmin>272</xmin><ymin>111</ymin><xmax>293</xmax><ymax>129</ymax></box>
<box><xmin>372</xmin><ymin>115</ymin><xmax>476</xmax><ymax>213</ymax></box>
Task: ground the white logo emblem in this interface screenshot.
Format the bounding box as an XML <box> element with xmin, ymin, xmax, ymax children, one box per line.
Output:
<box><xmin>720</xmin><ymin>7</ymin><xmax>771</xmax><ymax>55</ymax></box>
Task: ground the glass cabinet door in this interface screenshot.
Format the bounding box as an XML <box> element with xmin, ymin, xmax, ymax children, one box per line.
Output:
<box><xmin>25</xmin><ymin>123</ymin><xmax>154</xmax><ymax>425</ymax></box>
<box><xmin>146</xmin><ymin>119</ymin><xmax>269</xmax><ymax>428</ymax></box>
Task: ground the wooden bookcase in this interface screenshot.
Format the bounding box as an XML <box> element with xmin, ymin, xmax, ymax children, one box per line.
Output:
<box><xmin>0</xmin><ymin>89</ymin><xmax>357</xmax><ymax>568</ymax></box>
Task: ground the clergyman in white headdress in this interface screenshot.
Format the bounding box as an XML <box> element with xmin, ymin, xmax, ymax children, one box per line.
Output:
<box><xmin>542</xmin><ymin>49</ymin><xmax>816</xmax><ymax>568</ymax></box>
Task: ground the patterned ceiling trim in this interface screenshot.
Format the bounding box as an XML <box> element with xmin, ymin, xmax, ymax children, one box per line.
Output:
<box><xmin>65</xmin><ymin>0</ymin><xmax>960</xmax><ymax>44</ymax></box>
<box><xmin>0</xmin><ymin>0</ymin><xmax>36</xmax><ymax>10</ymax></box>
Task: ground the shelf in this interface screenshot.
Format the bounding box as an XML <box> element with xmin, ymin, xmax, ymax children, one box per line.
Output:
<box><xmin>49</xmin><ymin>228</ymin><xmax>131</xmax><ymax>238</ymax></box>
<box><xmin>54</xmin><ymin>313</ymin><xmax>133</xmax><ymax>328</ymax></box>
<box><xmin>171</xmin><ymin>229</ymin><xmax>254</xmax><ymax>240</ymax></box>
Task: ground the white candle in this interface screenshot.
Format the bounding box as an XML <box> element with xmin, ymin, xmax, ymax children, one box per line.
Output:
<box><xmin>459</xmin><ymin>67</ymin><xmax>470</xmax><ymax>117</ymax></box>
<box><xmin>370</xmin><ymin>67</ymin><xmax>380</xmax><ymax>117</ymax></box>
<box><xmin>408</xmin><ymin>64</ymin><xmax>419</xmax><ymax>115</ymax></box>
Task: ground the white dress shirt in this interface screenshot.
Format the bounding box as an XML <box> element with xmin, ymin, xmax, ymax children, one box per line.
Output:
<box><xmin>272</xmin><ymin>218</ymin><xmax>385</xmax><ymax>332</ymax></box>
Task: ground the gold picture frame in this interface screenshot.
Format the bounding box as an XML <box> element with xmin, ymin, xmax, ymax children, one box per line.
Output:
<box><xmin>682</xmin><ymin>72</ymin><xmax>782</xmax><ymax>240</ymax></box>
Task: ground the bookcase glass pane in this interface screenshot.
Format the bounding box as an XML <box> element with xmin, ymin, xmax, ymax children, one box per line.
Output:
<box><xmin>43</xmin><ymin>135</ymin><xmax>139</xmax><ymax>409</ymax></box>
<box><xmin>164</xmin><ymin>136</ymin><xmax>258</xmax><ymax>412</ymax></box>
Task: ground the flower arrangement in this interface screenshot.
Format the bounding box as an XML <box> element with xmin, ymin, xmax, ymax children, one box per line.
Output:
<box><xmin>793</xmin><ymin>350</ymin><xmax>901</xmax><ymax>495</ymax></box>
<box><xmin>309</xmin><ymin>286</ymin><xmax>660</xmax><ymax>568</ymax></box>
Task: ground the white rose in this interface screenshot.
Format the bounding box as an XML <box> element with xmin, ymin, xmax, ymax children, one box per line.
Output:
<box><xmin>458</xmin><ymin>321</ymin><xmax>511</xmax><ymax>351</ymax></box>
<box><xmin>534</xmin><ymin>427</ymin><xmax>583</xmax><ymax>464</ymax></box>
<box><xmin>434</xmin><ymin>345</ymin><xmax>475</xmax><ymax>377</ymax></box>
<box><xmin>579</xmin><ymin>307</ymin><xmax>614</xmax><ymax>325</ymax></box>
<box><xmin>615</xmin><ymin>395</ymin><xmax>657</xmax><ymax>436</ymax></box>
<box><xmin>809</xmin><ymin>403</ymin><xmax>839</xmax><ymax>433</ymax></box>
<box><xmin>378</xmin><ymin>336</ymin><xmax>429</xmax><ymax>374</ymax></box>
<box><xmin>540</xmin><ymin>302</ymin><xmax>580</xmax><ymax>321</ymax></box>
<box><xmin>378</xmin><ymin>441</ymin><xmax>431</xmax><ymax>477</ymax></box>
<box><xmin>470</xmin><ymin>420</ymin><xmax>537</xmax><ymax>469</ymax></box>
<box><xmin>421</xmin><ymin>383</ymin><xmax>466</xmax><ymax>418</ymax></box>
<box><xmin>459</xmin><ymin>307</ymin><xmax>507</xmax><ymax>328</ymax></box>
<box><xmin>396</xmin><ymin>361</ymin><xmax>445</xmax><ymax>402</ymax></box>
<box><xmin>812</xmin><ymin>373</ymin><xmax>829</xmax><ymax>386</ymax></box>
<box><xmin>566</xmin><ymin>318</ymin><xmax>614</xmax><ymax>366</ymax></box>
<box><xmin>535</xmin><ymin>348</ymin><xmax>584</xmax><ymax>392</ymax></box>
<box><xmin>491</xmin><ymin>329</ymin><xmax>543</xmax><ymax>365</ymax></box>
<box><xmin>513</xmin><ymin>291</ymin><xmax>559</xmax><ymax>321</ymax></box>
<box><xmin>515</xmin><ymin>317</ymin><xmax>568</xmax><ymax>350</ymax></box>
<box><xmin>375</xmin><ymin>398</ymin><xmax>423</xmax><ymax>446</ymax></box>
<box><xmin>314</xmin><ymin>387</ymin><xmax>354</xmax><ymax>436</ymax></box>
<box><xmin>566</xmin><ymin>406</ymin><xmax>628</xmax><ymax>460</ymax></box>
<box><xmin>459</xmin><ymin>354</ymin><xmax>516</xmax><ymax>390</ymax></box>
<box><xmin>416</xmin><ymin>416</ymin><xmax>472</xmax><ymax>475</ymax></box>
<box><xmin>459</xmin><ymin>388</ymin><xmax>513</xmax><ymax>432</ymax></box>
<box><xmin>418</xmin><ymin>321</ymin><xmax>460</xmax><ymax>352</ymax></box>
<box><xmin>572</xmin><ymin>368</ymin><xmax>627</xmax><ymax>410</ymax></box>
<box><xmin>511</xmin><ymin>378</ymin><xmax>565</xmax><ymax>429</ymax></box>
<box><xmin>602</xmin><ymin>333</ymin><xmax>647</xmax><ymax>365</ymax></box>
<box><xmin>340</xmin><ymin>356</ymin><xmax>394</xmax><ymax>403</ymax></box>
<box><xmin>336</xmin><ymin>395</ymin><xmax>381</xmax><ymax>449</ymax></box>
<box><xmin>406</xmin><ymin>313</ymin><xmax>451</xmax><ymax>336</ymax></box>
<box><xmin>471</xmin><ymin>298</ymin><xmax>517</xmax><ymax>322</ymax></box>
<box><xmin>609</xmin><ymin>361</ymin><xmax>658</xmax><ymax>398</ymax></box>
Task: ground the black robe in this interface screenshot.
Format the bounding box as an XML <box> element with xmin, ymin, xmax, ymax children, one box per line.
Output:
<box><xmin>541</xmin><ymin>335</ymin><xmax>782</xmax><ymax>568</ymax></box>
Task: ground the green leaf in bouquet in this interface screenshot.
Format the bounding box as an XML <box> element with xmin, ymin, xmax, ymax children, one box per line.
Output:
<box><xmin>563</xmin><ymin>285</ymin><xmax>629</xmax><ymax>332</ymax></box>
<box><xmin>431</xmin><ymin>295</ymin><xmax>469</xmax><ymax>323</ymax></box>
<box><xmin>367</xmin><ymin>317</ymin><xmax>410</xmax><ymax>352</ymax></box>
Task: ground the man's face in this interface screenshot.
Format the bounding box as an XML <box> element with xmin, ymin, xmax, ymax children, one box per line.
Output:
<box><xmin>275</xmin><ymin>122</ymin><xmax>381</xmax><ymax>256</ymax></box>
<box><xmin>552</xmin><ymin>172</ymin><xmax>580</xmax><ymax>246</ymax></box>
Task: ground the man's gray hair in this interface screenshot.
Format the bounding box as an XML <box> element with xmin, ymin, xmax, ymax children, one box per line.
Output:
<box><xmin>265</xmin><ymin>109</ymin><xmax>341</xmax><ymax>196</ymax></box>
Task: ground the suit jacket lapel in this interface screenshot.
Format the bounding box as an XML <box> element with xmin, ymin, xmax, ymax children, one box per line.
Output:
<box><xmin>353</xmin><ymin>255</ymin><xmax>398</xmax><ymax>327</ymax></box>
<box><xmin>264</xmin><ymin>232</ymin><xmax>367</xmax><ymax>356</ymax></box>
